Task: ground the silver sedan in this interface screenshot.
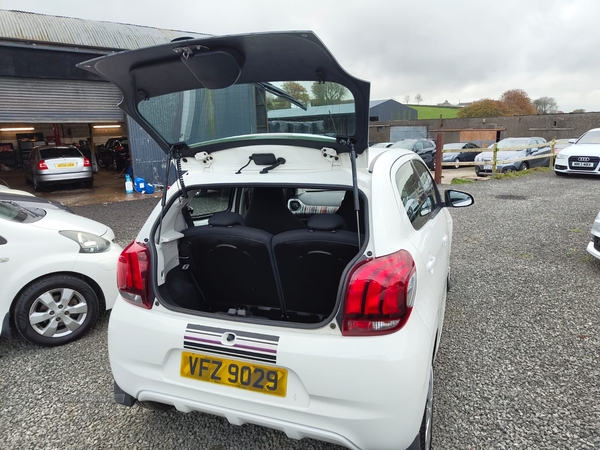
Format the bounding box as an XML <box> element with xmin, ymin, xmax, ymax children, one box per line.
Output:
<box><xmin>24</xmin><ymin>145</ymin><xmax>93</xmax><ymax>191</ymax></box>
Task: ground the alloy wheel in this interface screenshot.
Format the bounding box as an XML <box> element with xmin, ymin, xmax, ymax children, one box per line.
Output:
<box><xmin>28</xmin><ymin>287</ymin><xmax>88</xmax><ymax>338</ymax></box>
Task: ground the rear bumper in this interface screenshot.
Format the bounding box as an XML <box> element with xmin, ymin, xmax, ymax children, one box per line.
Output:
<box><xmin>35</xmin><ymin>171</ymin><xmax>93</xmax><ymax>184</ymax></box>
<box><xmin>108</xmin><ymin>299</ymin><xmax>433</xmax><ymax>450</ymax></box>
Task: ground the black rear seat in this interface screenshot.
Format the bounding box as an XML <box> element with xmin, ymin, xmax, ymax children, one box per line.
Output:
<box><xmin>178</xmin><ymin>211</ymin><xmax>281</xmax><ymax>311</ymax></box>
<box><xmin>272</xmin><ymin>214</ymin><xmax>360</xmax><ymax>316</ymax></box>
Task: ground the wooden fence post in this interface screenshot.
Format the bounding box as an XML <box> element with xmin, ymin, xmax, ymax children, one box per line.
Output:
<box><xmin>435</xmin><ymin>133</ymin><xmax>443</xmax><ymax>184</ymax></box>
<box><xmin>492</xmin><ymin>143</ymin><xmax>498</xmax><ymax>176</ymax></box>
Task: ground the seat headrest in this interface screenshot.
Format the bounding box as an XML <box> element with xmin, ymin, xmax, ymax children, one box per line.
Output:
<box><xmin>208</xmin><ymin>211</ymin><xmax>245</xmax><ymax>227</ymax></box>
<box><xmin>307</xmin><ymin>214</ymin><xmax>347</xmax><ymax>231</ymax></box>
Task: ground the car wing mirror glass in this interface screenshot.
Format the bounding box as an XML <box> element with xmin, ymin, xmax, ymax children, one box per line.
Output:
<box><xmin>445</xmin><ymin>190</ymin><xmax>474</xmax><ymax>208</ymax></box>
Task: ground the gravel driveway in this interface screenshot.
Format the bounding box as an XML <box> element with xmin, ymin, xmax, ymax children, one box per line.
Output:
<box><xmin>1</xmin><ymin>172</ymin><xmax>599</xmax><ymax>449</ymax></box>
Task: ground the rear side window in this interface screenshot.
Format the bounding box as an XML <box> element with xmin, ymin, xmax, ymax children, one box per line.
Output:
<box><xmin>187</xmin><ymin>188</ymin><xmax>232</xmax><ymax>219</ymax></box>
<box><xmin>395</xmin><ymin>160</ymin><xmax>440</xmax><ymax>230</ymax></box>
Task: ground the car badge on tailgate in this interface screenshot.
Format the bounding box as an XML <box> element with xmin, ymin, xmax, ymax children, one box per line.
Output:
<box><xmin>184</xmin><ymin>324</ymin><xmax>279</xmax><ymax>364</ymax></box>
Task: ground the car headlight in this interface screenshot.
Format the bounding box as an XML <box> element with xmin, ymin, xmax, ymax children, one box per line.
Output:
<box><xmin>556</xmin><ymin>153</ymin><xmax>567</xmax><ymax>160</ymax></box>
<box><xmin>59</xmin><ymin>230</ymin><xmax>111</xmax><ymax>253</ymax></box>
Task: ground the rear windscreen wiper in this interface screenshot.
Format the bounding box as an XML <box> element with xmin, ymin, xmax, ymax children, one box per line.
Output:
<box><xmin>255</xmin><ymin>82</ymin><xmax>307</xmax><ymax>111</ymax></box>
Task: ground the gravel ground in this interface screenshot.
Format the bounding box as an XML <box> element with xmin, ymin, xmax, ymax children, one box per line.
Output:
<box><xmin>1</xmin><ymin>171</ymin><xmax>599</xmax><ymax>449</ymax></box>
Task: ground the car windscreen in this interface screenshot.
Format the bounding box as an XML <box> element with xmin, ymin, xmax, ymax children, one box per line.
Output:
<box><xmin>137</xmin><ymin>81</ymin><xmax>355</xmax><ymax>148</ymax></box>
<box><xmin>0</xmin><ymin>201</ymin><xmax>45</xmax><ymax>223</ymax></box>
<box><xmin>496</xmin><ymin>139</ymin><xmax>528</xmax><ymax>149</ymax></box>
<box><xmin>40</xmin><ymin>148</ymin><xmax>82</xmax><ymax>159</ymax></box>
<box><xmin>390</xmin><ymin>140</ymin><xmax>416</xmax><ymax>149</ymax></box>
<box><xmin>577</xmin><ymin>130</ymin><xmax>600</xmax><ymax>145</ymax></box>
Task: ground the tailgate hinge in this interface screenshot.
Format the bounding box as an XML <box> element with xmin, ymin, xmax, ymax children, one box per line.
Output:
<box><xmin>194</xmin><ymin>151</ymin><xmax>213</xmax><ymax>171</ymax></box>
<box><xmin>321</xmin><ymin>147</ymin><xmax>341</xmax><ymax>168</ymax></box>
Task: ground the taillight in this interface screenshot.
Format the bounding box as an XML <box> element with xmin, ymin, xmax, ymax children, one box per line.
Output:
<box><xmin>342</xmin><ymin>249</ymin><xmax>416</xmax><ymax>336</ymax></box>
<box><xmin>37</xmin><ymin>160</ymin><xmax>48</xmax><ymax>170</ymax></box>
<box><xmin>83</xmin><ymin>158</ymin><xmax>91</xmax><ymax>167</ymax></box>
<box><xmin>117</xmin><ymin>241</ymin><xmax>152</xmax><ymax>309</ymax></box>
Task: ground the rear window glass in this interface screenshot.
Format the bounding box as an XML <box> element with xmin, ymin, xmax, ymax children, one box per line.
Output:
<box><xmin>40</xmin><ymin>148</ymin><xmax>82</xmax><ymax>159</ymax></box>
<box><xmin>187</xmin><ymin>188</ymin><xmax>232</xmax><ymax>218</ymax></box>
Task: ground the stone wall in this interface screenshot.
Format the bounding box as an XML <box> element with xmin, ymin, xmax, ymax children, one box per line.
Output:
<box><xmin>369</xmin><ymin>112</ymin><xmax>600</xmax><ymax>144</ymax></box>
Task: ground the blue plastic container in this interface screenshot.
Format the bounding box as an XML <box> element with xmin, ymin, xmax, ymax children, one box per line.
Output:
<box><xmin>134</xmin><ymin>177</ymin><xmax>146</xmax><ymax>193</ymax></box>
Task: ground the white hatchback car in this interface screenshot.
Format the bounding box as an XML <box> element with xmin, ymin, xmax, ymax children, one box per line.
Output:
<box><xmin>0</xmin><ymin>196</ymin><xmax>122</xmax><ymax>346</ymax></box>
<box><xmin>80</xmin><ymin>31</ymin><xmax>473</xmax><ymax>450</ymax></box>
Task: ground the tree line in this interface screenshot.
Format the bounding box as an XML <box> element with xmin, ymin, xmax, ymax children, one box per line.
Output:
<box><xmin>269</xmin><ymin>81</ymin><xmax>350</xmax><ymax>109</ymax></box>
<box><xmin>456</xmin><ymin>89</ymin><xmax>583</xmax><ymax>118</ymax></box>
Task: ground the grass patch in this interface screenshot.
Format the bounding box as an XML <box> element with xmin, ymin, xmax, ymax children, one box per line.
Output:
<box><xmin>450</xmin><ymin>178</ymin><xmax>473</xmax><ymax>185</ymax></box>
<box><xmin>492</xmin><ymin>167</ymin><xmax>552</xmax><ymax>179</ymax></box>
<box><xmin>410</xmin><ymin>105</ymin><xmax>460</xmax><ymax>119</ymax></box>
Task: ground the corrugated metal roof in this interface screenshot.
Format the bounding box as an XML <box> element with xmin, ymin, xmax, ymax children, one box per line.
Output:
<box><xmin>369</xmin><ymin>99</ymin><xmax>389</xmax><ymax>108</ymax></box>
<box><xmin>0</xmin><ymin>9</ymin><xmax>207</xmax><ymax>50</ymax></box>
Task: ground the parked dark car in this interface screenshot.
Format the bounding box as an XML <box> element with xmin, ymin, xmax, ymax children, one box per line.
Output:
<box><xmin>389</xmin><ymin>139</ymin><xmax>437</xmax><ymax>169</ymax></box>
<box><xmin>23</xmin><ymin>145</ymin><xmax>93</xmax><ymax>191</ymax></box>
<box><xmin>97</xmin><ymin>136</ymin><xmax>129</xmax><ymax>171</ymax></box>
<box><xmin>442</xmin><ymin>142</ymin><xmax>481</xmax><ymax>168</ymax></box>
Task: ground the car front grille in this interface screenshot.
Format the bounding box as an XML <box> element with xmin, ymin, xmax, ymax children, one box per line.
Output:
<box><xmin>568</xmin><ymin>156</ymin><xmax>600</xmax><ymax>171</ymax></box>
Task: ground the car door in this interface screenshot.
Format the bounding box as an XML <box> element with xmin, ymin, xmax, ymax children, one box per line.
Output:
<box><xmin>394</xmin><ymin>159</ymin><xmax>449</xmax><ymax>331</ymax></box>
<box><xmin>415</xmin><ymin>141</ymin><xmax>432</xmax><ymax>167</ymax></box>
<box><xmin>531</xmin><ymin>138</ymin><xmax>550</xmax><ymax>167</ymax></box>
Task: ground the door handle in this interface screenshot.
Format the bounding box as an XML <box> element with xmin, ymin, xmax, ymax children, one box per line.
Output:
<box><xmin>426</xmin><ymin>257</ymin><xmax>436</xmax><ymax>272</ymax></box>
<box><xmin>442</xmin><ymin>235</ymin><xmax>448</xmax><ymax>246</ymax></box>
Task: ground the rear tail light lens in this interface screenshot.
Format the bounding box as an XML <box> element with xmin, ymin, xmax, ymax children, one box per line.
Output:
<box><xmin>83</xmin><ymin>158</ymin><xmax>91</xmax><ymax>167</ymax></box>
<box><xmin>342</xmin><ymin>249</ymin><xmax>416</xmax><ymax>336</ymax></box>
<box><xmin>117</xmin><ymin>241</ymin><xmax>152</xmax><ymax>309</ymax></box>
<box><xmin>37</xmin><ymin>160</ymin><xmax>48</xmax><ymax>170</ymax></box>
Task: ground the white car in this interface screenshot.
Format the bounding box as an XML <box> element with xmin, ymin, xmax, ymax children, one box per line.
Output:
<box><xmin>554</xmin><ymin>128</ymin><xmax>600</xmax><ymax>176</ymax></box>
<box><xmin>80</xmin><ymin>31</ymin><xmax>473</xmax><ymax>450</ymax></box>
<box><xmin>0</xmin><ymin>198</ymin><xmax>122</xmax><ymax>346</ymax></box>
<box><xmin>587</xmin><ymin>211</ymin><xmax>600</xmax><ymax>260</ymax></box>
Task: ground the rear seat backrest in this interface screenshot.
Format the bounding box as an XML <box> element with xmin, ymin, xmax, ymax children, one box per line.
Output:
<box><xmin>179</xmin><ymin>211</ymin><xmax>281</xmax><ymax>310</ymax></box>
<box><xmin>244</xmin><ymin>187</ymin><xmax>306</xmax><ymax>235</ymax></box>
<box><xmin>272</xmin><ymin>214</ymin><xmax>360</xmax><ymax>316</ymax></box>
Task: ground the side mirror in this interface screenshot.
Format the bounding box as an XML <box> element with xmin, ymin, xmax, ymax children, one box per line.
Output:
<box><xmin>568</xmin><ymin>139</ymin><xmax>577</xmax><ymax>144</ymax></box>
<box><xmin>445</xmin><ymin>190</ymin><xmax>474</xmax><ymax>208</ymax></box>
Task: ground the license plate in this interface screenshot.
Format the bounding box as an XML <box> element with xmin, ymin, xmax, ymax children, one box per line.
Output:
<box><xmin>180</xmin><ymin>351</ymin><xmax>288</xmax><ymax>397</ymax></box>
<box><xmin>483</xmin><ymin>165</ymin><xmax>492</xmax><ymax>170</ymax></box>
<box><xmin>572</xmin><ymin>162</ymin><xmax>594</xmax><ymax>167</ymax></box>
<box><xmin>55</xmin><ymin>162</ymin><xmax>76</xmax><ymax>168</ymax></box>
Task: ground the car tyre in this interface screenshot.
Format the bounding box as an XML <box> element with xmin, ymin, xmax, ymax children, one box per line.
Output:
<box><xmin>519</xmin><ymin>162</ymin><xmax>529</xmax><ymax>171</ymax></box>
<box><xmin>13</xmin><ymin>275</ymin><xmax>99</xmax><ymax>347</ymax></box>
<box><xmin>84</xmin><ymin>179</ymin><xmax>94</xmax><ymax>188</ymax></box>
<box><xmin>33</xmin><ymin>178</ymin><xmax>43</xmax><ymax>192</ymax></box>
<box><xmin>418</xmin><ymin>365</ymin><xmax>434</xmax><ymax>450</ymax></box>
<box><xmin>503</xmin><ymin>167</ymin><xmax>515</xmax><ymax>173</ymax></box>
<box><xmin>453</xmin><ymin>157</ymin><xmax>460</xmax><ymax>169</ymax></box>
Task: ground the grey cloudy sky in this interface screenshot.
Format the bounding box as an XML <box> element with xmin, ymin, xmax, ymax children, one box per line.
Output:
<box><xmin>1</xmin><ymin>0</ymin><xmax>599</xmax><ymax>112</ymax></box>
